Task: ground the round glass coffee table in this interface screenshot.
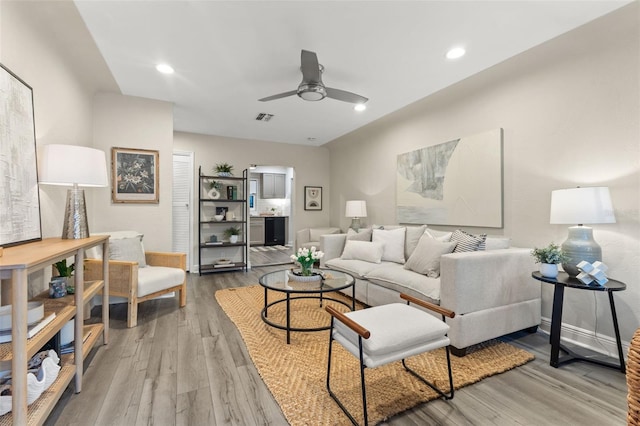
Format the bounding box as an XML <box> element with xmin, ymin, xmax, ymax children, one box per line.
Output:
<box><xmin>259</xmin><ymin>268</ymin><xmax>355</xmax><ymax>344</ymax></box>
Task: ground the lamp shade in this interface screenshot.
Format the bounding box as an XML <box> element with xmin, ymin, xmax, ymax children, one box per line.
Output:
<box><xmin>345</xmin><ymin>200</ymin><xmax>367</xmax><ymax>218</ymax></box>
<box><xmin>38</xmin><ymin>144</ymin><xmax>108</xmax><ymax>187</ymax></box>
<box><xmin>550</xmin><ymin>187</ymin><xmax>615</xmax><ymax>225</ymax></box>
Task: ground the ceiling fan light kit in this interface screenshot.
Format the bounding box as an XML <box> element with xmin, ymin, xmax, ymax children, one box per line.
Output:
<box><xmin>259</xmin><ymin>49</ymin><xmax>368</xmax><ymax>105</ymax></box>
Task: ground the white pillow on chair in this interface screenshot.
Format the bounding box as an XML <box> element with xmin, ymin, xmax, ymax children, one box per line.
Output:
<box><xmin>109</xmin><ymin>236</ymin><xmax>147</xmax><ymax>267</ymax></box>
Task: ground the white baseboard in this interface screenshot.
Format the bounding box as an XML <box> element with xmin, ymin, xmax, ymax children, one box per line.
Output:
<box><xmin>539</xmin><ymin>316</ymin><xmax>629</xmax><ymax>360</ymax></box>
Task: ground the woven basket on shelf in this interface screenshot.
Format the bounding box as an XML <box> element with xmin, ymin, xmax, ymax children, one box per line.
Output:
<box><xmin>628</xmin><ymin>327</ymin><xmax>640</xmax><ymax>425</ymax></box>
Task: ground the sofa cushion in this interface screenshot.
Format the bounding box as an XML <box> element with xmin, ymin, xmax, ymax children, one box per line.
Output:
<box><xmin>109</xmin><ymin>236</ymin><xmax>147</xmax><ymax>267</ymax></box>
<box><xmin>424</xmin><ymin>229</ymin><xmax>453</xmax><ymax>242</ymax></box>
<box><xmin>451</xmin><ymin>229</ymin><xmax>487</xmax><ymax>253</ymax></box>
<box><xmin>364</xmin><ymin>263</ymin><xmax>440</xmax><ymax>303</ymax></box>
<box><xmin>325</xmin><ymin>258</ymin><xmax>384</xmax><ymax>280</ymax></box>
<box><xmin>340</xmin><ymin>240</ymin><xmax>383</xmax><ymax>263</ymax></box>
<box><xmin>138</xmin><ymin>266</ymin><xmax>185</xmax><ymax>297</ymax></box>
<box><xmin>309</xmin><ymin>227</ymin><xmax>340</xmax><ymax>242</ymax></box>
<box><xmin>404</xmin><ymin>236</ymin><xmax>457</xmax><ymax>277</ymax></box>
<box><xmin>404</xmin><ymin>225</ymin><xmax>427</xmax><ymax>259</ymax></box>
<box><xmin>485</xmin><ymin>237</ymin><xmax>511</xmax><ymax>250</ymax></box>
<box><xmin>372</xmin><ymin>227</ymin><xmax>406</xmax><ymax>264</ymax></box>
<box><xmin>347</xmin><ymin>227</ymin><xmax>373</xmax><ymax>241</ymax></box>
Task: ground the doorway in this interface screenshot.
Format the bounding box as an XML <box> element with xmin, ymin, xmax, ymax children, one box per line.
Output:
<box><xmin>249</xmin><ymin>165</ymin><xmax>295</xmax><ymax>267</ymax></box>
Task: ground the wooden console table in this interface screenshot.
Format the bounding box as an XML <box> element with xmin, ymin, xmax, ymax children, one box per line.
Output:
<box><xmin>0</xmin><ymin>237</ymin><xmax>109</xmax><ymax>425</ymax></box>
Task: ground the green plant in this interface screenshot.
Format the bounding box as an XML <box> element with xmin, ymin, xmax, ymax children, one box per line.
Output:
<box><xmin>214</xmin><ymin>162</ymin><xmax>234</xmax><ymax>175</ymax></box>
<box><xmin>53</xmin><ymin>259</ymin><xmax>75</xmax><ymax>277</ymax></box>
<box><xmin>224</xmin><ymin>226</ymin><xmax>241</xmax><ymax>238</ymax></box>
<box><xmin>531</xmin><ymin>243</ymin><xmax>568</xmax><ymax>264</ymax></box>
<box><xmin>206</xmin><ymin>179</ymin><xmax>222</xmax><ymax>190</ymax></box>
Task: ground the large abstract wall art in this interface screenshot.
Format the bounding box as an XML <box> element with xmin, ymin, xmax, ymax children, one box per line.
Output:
<box><xmin>397</xmin><ymin>128</ymin><xmax>503</xmax><ymax>228</ymax></box>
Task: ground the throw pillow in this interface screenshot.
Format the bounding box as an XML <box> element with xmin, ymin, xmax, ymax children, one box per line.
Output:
<box><xmin>109</xmin><ymin>236</ymin><xmax>147</xmax><ymax>267</ymax></box>
<box><xmin>404</xmin><ymin>225</ymin><xmax>427</xmax><ymax>259</ymax></box>
<box><xmin>424</xmin><ymin>228</ymin><xmax>453</xmax><ymax>242</ymax></box>
<box><xmin>86</xmin><ymin>231</ymin><xmax>144</xmax><ymax>259</ymax></box>
<box><xmin>450</xmin><ymin>229</ymin><xmax>487</xmax><ymax>253</ymax></box>
<box><xmin>404</xmin><ymin>235</ymin><xmax>457</xmax><ymax>277</ymax></box>
<box><xmin>346</xmin><ymin>227</ymin><xmax>373</xmax><ymax>242</ymax></box>
<box><xmin>340</xmin><ymin>240</ymin><xmax>383</xmax><ymax>263</ymax></box>
<box><xmin>372</xmin><ymin>227</ymin><xmax>406</xmax><ymax>264</ymax></box>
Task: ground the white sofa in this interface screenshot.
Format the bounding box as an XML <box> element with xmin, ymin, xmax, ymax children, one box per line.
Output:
<box><xmin>295</xmin><ymin>227</ymin><xmax>341</xmax><ymax>251</ymax></box>
<box><xmin>320</xmin><ymin>226</ymin><xmax>541</xmax><ymax>356</ymax></box>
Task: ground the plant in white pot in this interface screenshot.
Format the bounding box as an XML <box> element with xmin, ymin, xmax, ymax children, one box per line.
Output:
<box><xmin>52</xmin><ymin>259</ymin><xmax>75</xmax><ymax>295</ymax></box>
<box><xmin>214</xmin><ymin>162</ymin><xmax>234</xmax><ymax>177</ymax></box>
<box><xmin>531</xmin><ymin>243</ymin><xmax>568</xmax><ymax>278</ymax></box>
<box><xmin>224</xmin><ymin>226</ymin><xmax>241</xmax><ymax>244</ymax></box>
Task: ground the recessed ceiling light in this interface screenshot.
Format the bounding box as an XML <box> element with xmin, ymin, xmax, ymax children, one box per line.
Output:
<box><xmin>446</xmin><ymin>47</ymin><xmax>466</xmax><ymax>60</ymax></box>
<box><xmin>354</xmin><ymin>103</ymin><xmax>366</xmax><ymax>112</ymax></box>
<box><xmin>156</xmin><ymin>63</ymin><xmax>174</xmax><ymax>74</ymax></box>
<box><xmin>307</xmin><ymin>137</ymin><xmax>316</xmax><ymax>142</ymax></box>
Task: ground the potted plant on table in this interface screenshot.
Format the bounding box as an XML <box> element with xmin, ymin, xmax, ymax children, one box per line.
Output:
<box><xmin>224</xmin><ymin>226</ymin><xmax>241</xmax><ymax>244</ymax></box>
<box><xmin>214</xmin><ymin>162</ymin><xmax>234</xmax><ymax>177</ymax></box>
<box><xmin>52</xmin><ymin>259</ymin><xmax>75</xmax><ymax>296</ymax></box>
<box><xmin>531</xmin><ymin>243</ymin><xmax>568</xmax><ymax>278</ymax></box>
<box><xmin>290</xmin><ymin>247</ymin><xmax>324</xmax><ymax>277</ymax></box>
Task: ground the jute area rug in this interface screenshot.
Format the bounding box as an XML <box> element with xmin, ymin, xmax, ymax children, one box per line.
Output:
<box><xmin>215</xmin><ymin>285</ymin><xmax>534</xmax><ymax>425</ymax></box>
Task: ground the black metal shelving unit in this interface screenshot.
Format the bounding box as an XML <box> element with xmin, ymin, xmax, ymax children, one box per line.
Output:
<box><xmin>198</xmin><ymin>166</ymin><xmax>248</xmax><ymax>274</ymax></box>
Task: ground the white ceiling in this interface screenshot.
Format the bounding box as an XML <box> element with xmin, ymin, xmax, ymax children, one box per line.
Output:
<box><xmin>74</xmin><ymin>1</ymin><xmax>629</xmax><ymax>146</ymax></box>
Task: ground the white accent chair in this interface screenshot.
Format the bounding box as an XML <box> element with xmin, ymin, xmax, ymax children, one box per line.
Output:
<box><xmin>295</xmin><ymin>227</ymin><xmax>341</xmax><ymax>251</ymax></box>
<box><xmin>326</xmin><ymin>293</ymin><xmax>455</xmax><ymax>426</ymax></box>
<box><xmin>84</xmin><ymin>231</ymin><xmax>187</xmax><ymax>328</ymax></box>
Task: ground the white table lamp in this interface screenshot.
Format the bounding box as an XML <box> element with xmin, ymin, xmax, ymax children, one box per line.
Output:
<box><xmin>38</xmin><ymin>144</ymin><xmax>108</xmax><ymax>239</ymax></box>
<box><xmin>550</xmin><ymin>186</ymin><xmax>615</xmax><ymax>277</ymax></box>
<box><xmin>345</xmin><ymin>200</ymin><xmax>367</xmax><ymax>232</ymax></box>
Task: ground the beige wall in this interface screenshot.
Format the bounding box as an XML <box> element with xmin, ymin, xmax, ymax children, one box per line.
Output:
<box><xmin>173</xmin><ymin>132</ymin><xmax>331</xmax><ymax>261</ymax></box>
<box><xmin>92</xmin><ymin>93</ymin><xmax>174</xmax><ymax>251</ymax></box>
<box><xmin>327</xmin><ymin>4</ymin><xmax>640</xmax><ymax>346</ymax></box>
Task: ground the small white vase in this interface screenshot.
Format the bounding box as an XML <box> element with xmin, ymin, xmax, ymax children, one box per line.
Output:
<box><xmin>229</xmin><ymin>235</ymin><xmax>238</xmax><ymax>244</ymax></box>
<box><xmin>539</xmin><ymin>263</ymin><xmax>559</xmax><ymax>278</ymax></box>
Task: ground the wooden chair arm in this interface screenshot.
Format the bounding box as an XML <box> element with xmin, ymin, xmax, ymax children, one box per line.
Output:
<box><xmin>145</xmin><ymin>251</ymin><xmax>186</xmax><ymax>270</ymax></box>
<box><xmin>400</xmin><ymin>293</ymin><xmax>455</xmax><ymax>319</ymax></box>
<box><xmin>85</xmin><ymin>259</ymin><xmax>137</xmax><ymax>279</ymax></box>
<box><xmin>325</xmin><ymin>305</ymin><xmax>370</xmax><ymax>339</ymax></box>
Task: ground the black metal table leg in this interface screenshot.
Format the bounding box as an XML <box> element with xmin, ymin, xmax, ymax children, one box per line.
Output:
<box><xmin>286</xmin><ymin>293</ymin><xmax>291</xmax><ymax>344</ymax></box>
<box><xmin>609</xmin><ymin>291</ymin><xmax>626</xmax><ymax>373</ymax></box>
<box><xmin>264</xmin><ymin>287</ymin><xmax>268</xmax><ymax>318</ymax></box>
<box><xmin>550</xmin><ymin>283</ymin><xmax>565</xmax><ymax>368</ymax></box>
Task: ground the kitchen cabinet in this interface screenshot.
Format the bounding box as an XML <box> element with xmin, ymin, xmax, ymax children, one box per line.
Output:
<box><xmin>261</xmin><ymin>173</ymin><xmax>286</xmax><ymax>199</ymax></box>
<box><xmin>250</xmin><ymin>218</ymin><xmax>265</xmax><ymax>245</ymax></box>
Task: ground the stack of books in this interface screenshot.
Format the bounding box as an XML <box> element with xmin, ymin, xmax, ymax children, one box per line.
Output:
<box><xmin>0</xmin><ymin>313</ymin><xmax>56</xmax><ymax>344</ymax></box>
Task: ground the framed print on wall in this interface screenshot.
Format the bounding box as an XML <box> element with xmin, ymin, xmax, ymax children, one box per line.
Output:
<box><xmin>304</xmin><ymin>186</ymin><xmax>322</xmax><ymax>211</ymax></box>
<box><xmin>112</xmin><ymin>147</ymin><xmax>159</xmax><ymax>203</ymax></box>
<box><xmin>0</xmin><ymin>63</ymin><xmax>42</xmax><ymax>247</ymax></box>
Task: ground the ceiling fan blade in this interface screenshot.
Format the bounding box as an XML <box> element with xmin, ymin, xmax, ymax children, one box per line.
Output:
<box><xmin>258</xmin><ymin>90</ymin><xmax>298</xmax><ymax>102</ymax></box>
<box><xmin>301</xmin><ymin>50</ymin><xmax>321</xmax><ymax>83</ymax></box>
<box><xmin>325</xmin><ymin>87</ymin><xmax>368</xmax><ymax>104</ymax></box>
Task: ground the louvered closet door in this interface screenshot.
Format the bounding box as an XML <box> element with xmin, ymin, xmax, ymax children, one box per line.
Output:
<box><xmin>172</xmin><ymin>152</ymin><xmax>193</xmax><ymax>270</ymax></box>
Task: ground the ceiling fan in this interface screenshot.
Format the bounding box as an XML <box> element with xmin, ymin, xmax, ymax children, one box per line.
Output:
<box><xmin>258</xmin><ymin>50</ymin><xmax>368</xmax><ymax>104</ymax></box>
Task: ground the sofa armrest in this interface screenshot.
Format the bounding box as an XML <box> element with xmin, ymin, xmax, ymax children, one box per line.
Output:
<box><xmin>295</xmin><ymin>228</ymin><xmax>311</xmax><ymax>250</ymax></box>
<box><xmin>145</xmin><ymin>251</ymin><xmax>186</xmax><ymax>270</ymax></box>
<box><xmin>84</xmin><ymin>258</ymin><xmax>138</xmax><ymax>298</ymax></box>
<box><xmin>319</xmin><ymin>233</ymin><xmax>347</xmax><ymax>268</ymax></box>
<box><xmin>439</xmin><ymin>248</ymin><xmax>540</xmax><ymax>315</ymax></box>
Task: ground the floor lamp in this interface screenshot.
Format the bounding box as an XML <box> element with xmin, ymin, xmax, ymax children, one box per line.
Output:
<box><xmin>38</xmin><ymin>144</ymin><xmax>108</xmax><ymax>239</ymax></box>
<box><xmin>550</xmin><ymin>186</ymin><xmax>616</xmax><ymax>277</ymax></box>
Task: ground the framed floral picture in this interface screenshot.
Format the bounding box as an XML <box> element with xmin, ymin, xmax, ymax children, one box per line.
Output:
<box><xmin>111</xmin><ymin>147</ymin><xmax>159</xmax><ymax>203</ymax></box>
<box><xmin>304</xmin><ymin>186</ymin><xmax>322</xmax><ymax>211</ymax></box>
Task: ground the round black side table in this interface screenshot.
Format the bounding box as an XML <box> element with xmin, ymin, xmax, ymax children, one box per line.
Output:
<box><xmin>531</xmin><ymin>271</ymin><xmax>626</xmax><ymax>373</ymax></box>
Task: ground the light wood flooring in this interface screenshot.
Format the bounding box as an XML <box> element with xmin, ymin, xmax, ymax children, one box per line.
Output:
<box><xmin>45</xmin><ymin>267</ymin><xmax>629</xmax><ymax>425</ymax></box>
<box><xmin>249</xmin><ymin>245</ymin><xmax>294</xmax><ymax>267</ymax></box>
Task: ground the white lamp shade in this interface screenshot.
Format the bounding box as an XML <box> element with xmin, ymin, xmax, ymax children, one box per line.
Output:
<box><xmin>345</xmin><ymin>200</ymin><xmax>367</xmax><ymax>218</ymax></box>
<box><xmin>38</xmin><ymin>144</ymin><xmax>108</xmax><ymax>187</ymax></box>
<box><xmin>550</xmin><ymin>187</ymin><xmax>615</xmax><ymax>225</ymax></box>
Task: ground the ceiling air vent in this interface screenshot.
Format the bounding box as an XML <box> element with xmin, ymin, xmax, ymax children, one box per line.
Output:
<box><xmin>255</xmin><ymin>113</ymin><xmax>274</xmax><ymax>122</ymax></box>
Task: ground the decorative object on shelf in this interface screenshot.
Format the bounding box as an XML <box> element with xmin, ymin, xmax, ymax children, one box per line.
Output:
<box><xmin>288</xmin><ymin>268</ymin><xmax>323</xmax><ymax>282</ymax></box>
<box><xmin>224</xmin><ymin>226</ymin><xmax>241</xmax><ymax>243</ymax></box>
<box><xmin>111</xmin><ymin>147</ymin><xmax>159</xmax><ymax>204</ymax></box>
<box><xmin>216</xmin><ymin>206</ymin><xmax>228</xmax><ymax>220</ymax></box>
<box><xmin>290</xmin><ymin>246</ymin><xmax>324</xmax><ymax>276</ymax></box>
<box><xmin>214</xmin><ymin>162</ymin><xmax>234</xmax><ymax>177</ymax></box>
<box><xmin>49</xmin><ymin>278</ymin><xmax>67</xmax><ymax>298</ymax></box>
<box><xmin>531</xmin><ymin>243</ymin><xmax>568</xmax><ymax>279</ymax></box>
<box><xmin>550</xmin><ymin>186</ymin><xmax>616</xmax><ymax>277</ymax></box>
<box><xmin>0</xmin><ymin>63</ymin><xmax>42</xmax><ymax>248</ymax></box>
<box><xmin>226</xmin><ymin>185</ymin><xmax>237</xmax><ymax>200</ymax></box>
<box><xmin>206</xmin><ymin>179</ymin><xmax>222</xmax><ymax>200</ymax></box>
<box><xmin>304</xmin><ymin>186</ymin><xmax>322</xmax><ymax>211</ymax></box>
<box><xmin>207</xmin><ymin>187</ymin><xmax>221</xmax><ymax>199</ymax></box>
<box><xmin>226</xmin><ymin>211</ymin><xmax>236</xmax><ymax>221</ymax></box>
<box><xmin>213</xmin><ymin>214</ymin><xmax>224</xmax><ymax>222</ymax></box>
<box><xmin>53</xmin><ymin>258</ymin><xmax>75</xmax><ymax>294</ymax></box>
<box><xmin>38</xmin><ymin>144</ymin><xmax>108</xmax><ymax>239</ymax></box>
<box><xmin>345</xmin><ymin>200</ymin><xmax>367</xmax><ymax>232</ymax></box>
<box><xmin>0</xmin><ymin>301</ymin><xmax>44</xmax><ymax>331</ymax></box>
<box><xmin>576</xmin><ymin>260</ymin><xmax>609</xmax><ymax>285</ymax></box>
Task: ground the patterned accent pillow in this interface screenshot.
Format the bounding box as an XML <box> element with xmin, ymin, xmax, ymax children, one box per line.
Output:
<box><xmin>450</xmin><ymin>229</ymin><xmax>487</xmax><ymax>253</ymax></box>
